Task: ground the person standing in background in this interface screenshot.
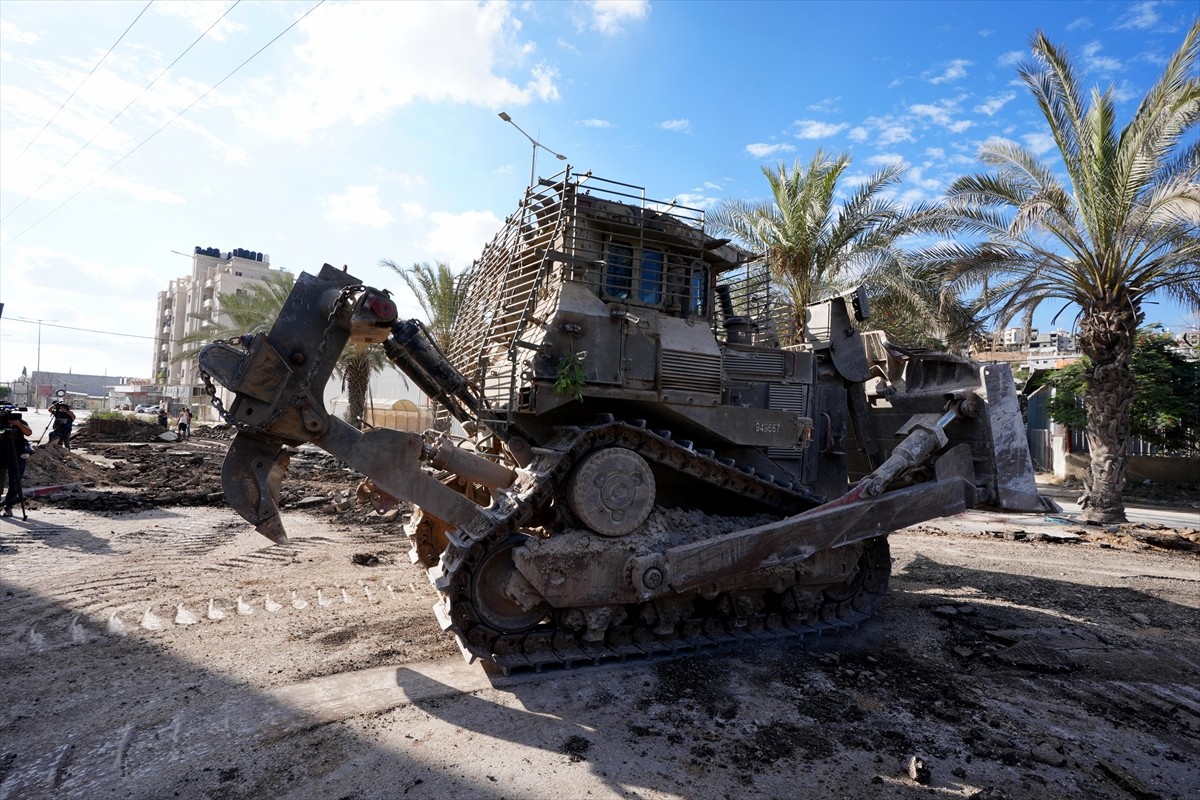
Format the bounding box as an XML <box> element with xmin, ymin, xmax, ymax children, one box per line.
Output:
<box><xmin>48</xmin><ymin>400</ymin><xmax>76</xmax><ymax>451</ymax></box>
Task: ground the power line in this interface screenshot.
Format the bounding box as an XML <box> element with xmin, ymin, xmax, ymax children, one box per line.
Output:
<box><xmin>1</xmin><ymin>1</ymin><xmax>153</xmax><ymax>179</ymax></box>
<box><xmin>5</xmin><ymin>0</ymin><xmax>328</xmax><ymax>244</ymax></box>
<box><xmin>7</xmin><ymin>317</ymin><xmax>158</xmax><ymax>340</ymax></box>
<box><xmin>2</xmin><ymin>1</ymin><xmax>244</xmax><ymax>224</ymax></box>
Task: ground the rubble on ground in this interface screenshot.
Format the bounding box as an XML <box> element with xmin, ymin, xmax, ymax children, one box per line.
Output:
<box><xmin>23</xmin><ymin>428</ymin><xmax>406</xmax><ymax>525</ymax></box>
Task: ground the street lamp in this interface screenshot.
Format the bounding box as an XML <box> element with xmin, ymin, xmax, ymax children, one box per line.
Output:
<box><xmin>498</xmin><ymin>111</ymin><xmax>567</xmax><ymax>190</ymax></box>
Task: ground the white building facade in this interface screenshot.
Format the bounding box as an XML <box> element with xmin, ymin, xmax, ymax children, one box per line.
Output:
<box><xmin>151</xmin><ymin>246</ymin><xmax>279</xmax><ymax>419</ymax></box>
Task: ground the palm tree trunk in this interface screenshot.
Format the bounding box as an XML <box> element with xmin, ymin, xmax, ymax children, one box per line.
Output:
<box><xmin>344</xmin><ymin>353</ymin><xmax>371</xmax><ymax>429</ymax></box>
<box><xmin>1077</xmin><ymin>305</ymin><xmax>1139</xmax><ymax>523</ymax></box>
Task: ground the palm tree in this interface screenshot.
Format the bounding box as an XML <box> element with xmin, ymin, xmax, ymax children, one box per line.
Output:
<box><xmin>175</xmin><ymin>271</ymin><xmax>297</xmax><ymax>357</ymax></box>
<box><xmin>334</xmin><ymin>343</ymin><xmax>389</xmax><ymax>428</ymax></box>
<box><xmin>380</xmin><ymin>259</ymin><xmax>472</xmax><ymax>351</ymax></box>
<box><xmin>931</xmin><ymin>24</ymin><xmax>1200</xmax><ymax>523</ymax></box>
<box><xmin>380</xmin><ymin>259</ymin><xmax>471</xmax><ymax>429</ymax></box>
<box><xmin>708</xmin><ymin>150</ymin><xmax>961</xmax><ymax>344</ymax></box>
<box><xmin>178</xmin><ymin>271</ymin><xmax>391</xmax><ymax>429</ymax></box>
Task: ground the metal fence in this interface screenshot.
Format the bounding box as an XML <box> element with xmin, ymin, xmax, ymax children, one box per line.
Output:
<box><xmin>1068</xmin><ymin>427</ymin><xmax>1198</xmax><ymax>458</ymax></box>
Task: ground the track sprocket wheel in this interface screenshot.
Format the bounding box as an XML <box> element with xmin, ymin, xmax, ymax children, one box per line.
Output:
<box><xmin>468</xmin><ymin>534</ymin><xmax>551</xmax><ymax>633</ymax></box>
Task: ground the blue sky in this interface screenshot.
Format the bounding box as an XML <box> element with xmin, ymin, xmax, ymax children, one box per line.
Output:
<box><xmin>1</xmin><ymin>0</ymin><xmax>1196</xmax><ymax>379</ymax></box>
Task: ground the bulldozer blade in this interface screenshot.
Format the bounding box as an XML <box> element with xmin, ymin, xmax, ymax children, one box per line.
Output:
<box><xmin>221</xmin><ymin>433</ymin><xmax>292</xmax><ymax>544</ymax></box>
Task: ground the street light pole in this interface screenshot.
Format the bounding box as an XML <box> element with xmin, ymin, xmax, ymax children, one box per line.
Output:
<box><xmin>497</xmin><ymin>111</ymin><xmax>567</xmax><ymax>191</ymax></box>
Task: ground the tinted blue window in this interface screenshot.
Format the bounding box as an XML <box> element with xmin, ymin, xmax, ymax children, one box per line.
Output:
<box><xmin>689</xmin><ymin>269</ymin><xmax>706</xmax><ymax>315</ymax></box>
<box><xmin>605</xmin><ymin>242</ymin><xmax>633</xmax><ymax>299</ymax></box>
<box><xmin>639</xmin><ymin>249</ymin><xmax>664</xmax><ymax>304</ymax></box>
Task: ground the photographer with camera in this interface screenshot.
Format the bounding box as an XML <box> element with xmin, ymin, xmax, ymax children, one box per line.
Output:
<box><xmin>48</xmin><ymin>400</ymin><xmax>76</xmax><ymax>451</ymax></box>
<box><xmin>1</xmin><ymin>409</ymin><xmax>33</xmax><ymax>518</ymax></box>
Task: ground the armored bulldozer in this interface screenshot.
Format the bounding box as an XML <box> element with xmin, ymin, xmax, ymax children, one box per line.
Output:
<box><xmin>200</xmin><ymin>169</ymin><xmax>1048</xmax><ymax>673</ymax></box>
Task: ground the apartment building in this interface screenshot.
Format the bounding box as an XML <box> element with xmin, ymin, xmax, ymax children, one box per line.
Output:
<box><xmin>151</xmin><ymin>246</ymin><xmax>279</xmax><ymax>417</ymax></box>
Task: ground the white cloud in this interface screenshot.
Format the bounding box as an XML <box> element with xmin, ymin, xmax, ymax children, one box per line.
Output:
<box><xmin>877</xmin><ymin>123</ymin><xmax>914</xmax><ymax>145</ymax></box>
<box><xmin>926</xmin><ymin>147</ymin><xmax>945</xmax><ymax>159</ymax></box>
<box><xmin>978</xmin><ymin>29</ymin><xmax>994</xmax><ymax>38</ymax></box>
<box><xmin>927</xmin><ymin>58</ymin><xmax>971</xmax><ymax>84</ymax></box>
<box><xmin>223</xmin><ymin>146</ymin><xmax>248</xmax><ymax>166</ymax></box>
<box><xmin>423</xmin><ymin>210</ymin><xmax>503</xmax><ymax>265</ymax></box>
<box><xmin>376</xmin><ymin>171</ymin><xmax>427</xmax><ymax>187</ymax></box>
<box><xmin>792</xmin><ymin>119</ymin><xmax>848</xmax><ymax>139</ymax></box>
<box><xmin>98</xmin><ymin>173</ymin><xmax>186</xmax><ymax>204</ymax></box>
<box><xmin>7</xmin><ymin>245</ymin><xmax>159</xmax><ymax>300</ymax></box>
<box><xmin>400</xmin><ymin>202</ymin><xmax>426</xmax><ymax>220</ymax></box>
<box><xmin>576</xmin><ymin>118</ymin><xmax>613</xmax><ymax>128</ymax></box>
<box><xmin>896</xmin><ymin>187</ymin><xmax>930</xmax><ymax>206</ymax></box>
<box><xmin>975</xmin><ymin>92</ymin><xmax>1017</xmax><ymax>116</ymax></box>
<box><xmin>657</xmin><ymin>118</ymin><xmax>690</xmax><ymax>133</ymax></box>
<box><xmin>908</xmin><ymin>167</ymin><xmax>942</xmax><ymax>191</ymax></box>
<box><xmin>807</xmin><ymin>97</ymin><xmax>841</xmax><ymax>113</ymax></box>
<box><xmin>1112</xmin><ymin>80</ymin><xmax>1139</xmax><ymax>103</ymax></box>
<box><xmin>672</xmin><ymin>192</ymin><xmax>718</xmax><ymax>210</ymax></box>
<box><xmin>326</xmin><ymin>185</ymin><xmax>393</xmax><ymax>228</ymax></box>
<box><xmin>1115</xmin><ymin>1</ymin><xmax>1159</xmax><ymax>31</ymax></box>
<box><xmin>1021</xmin><ymin>132</ymin><xmax>1056</xmax><ymax>155</ymax></box>
<box><xmin>909</xmin><ymin>98</ymin><xmax>971</xmax><ymax>132</ymax></box>
<box><xmin>997</xmin><ymin>50</ymin><xmax>1024</xmax><ymax>68</ymax></box>
<box><xmin>1082</xmin><ymin>41</ymin><xmax>1123</xmax><ymax>73</ymax></box>
<box><xmin>155</xmin><ymin>1</ymin><xmax>246</xmax><ymax>43</ymax></box>
<box><xmin>589</xmin><ymin>0</ymin><xmax>650</xmax><ymax>36</ymax></box>
<box><xmin>256</xmin><ymin>4</ymin><xmax>560</xmax><ymax>143</ymax></box>
<box><xmin>745</xmin><ymin>142</ymin><xmax>795</xmax><ymax>158</ymax></box>
<box><xmin>1066</xmin><ymin>17</ymin><xmax>1092</xmax><ymax>32</ymax></box>
<box><xmin>848</xmin><ymin>126</ymin><xmax>869</xmax><ymax>142</ymax></box>
<box><xmin>0</xmin><ymin>19</ymin><xmax>41</xmax><ymax>44</ymax></box>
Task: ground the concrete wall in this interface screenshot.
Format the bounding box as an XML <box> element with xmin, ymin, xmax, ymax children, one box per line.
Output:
<box><xmin>1060</xmin><ymin>452</ymin><xmax>1200</xmax><ymax>485</ymax></box>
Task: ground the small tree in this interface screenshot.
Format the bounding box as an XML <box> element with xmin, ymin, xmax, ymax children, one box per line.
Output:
<box><xmin>335</xmin><ymin>343</ymin><xmax>388</xmax><ymax>428</ymax></box>
<box><xmin>1044</xmin><ymin>329</ymin><xmax>1200</xmax><ymax>454</ymax></box>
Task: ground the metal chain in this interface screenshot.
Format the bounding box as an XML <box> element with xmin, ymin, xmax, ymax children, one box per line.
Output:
<box><xmin>200</xmin><ymin>284</ymin><xmax>362</xmax><ymax>430</ymax></box>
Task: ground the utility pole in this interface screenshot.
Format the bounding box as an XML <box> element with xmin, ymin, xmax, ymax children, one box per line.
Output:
<box><xmin>34</xmin><ymin>318</ymin><xmax>56</xmax><ymax>409</ymax></box>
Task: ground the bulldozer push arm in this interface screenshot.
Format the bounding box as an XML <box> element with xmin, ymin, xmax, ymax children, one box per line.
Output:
<box><xmin>200</xmin><ymin>265</ymin><xmax>503</xmax><ymax>543</ymax></box>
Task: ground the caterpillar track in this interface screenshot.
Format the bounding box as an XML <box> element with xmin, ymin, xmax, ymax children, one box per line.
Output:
<box><xmin>409</xmin><ymin>419</ymin><xmax>886</xmax><ymax>672</ymax></box>
<box><xmin>200</xmin><ymin>177</ymin><xmax>1046</xmax><ymax>675</ymax></box>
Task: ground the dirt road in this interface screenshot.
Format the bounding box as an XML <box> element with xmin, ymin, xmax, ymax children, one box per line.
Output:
<box><xmin>1</xmin><ymin>492</ymin><xmax>1196</xmax><ymax>800</ymax></box>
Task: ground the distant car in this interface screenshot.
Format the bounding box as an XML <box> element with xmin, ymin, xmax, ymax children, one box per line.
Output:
<box><xmin>134</xmin><ymin>404</ymin><xmax>159</xmax><ymax>414</ymax></box>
